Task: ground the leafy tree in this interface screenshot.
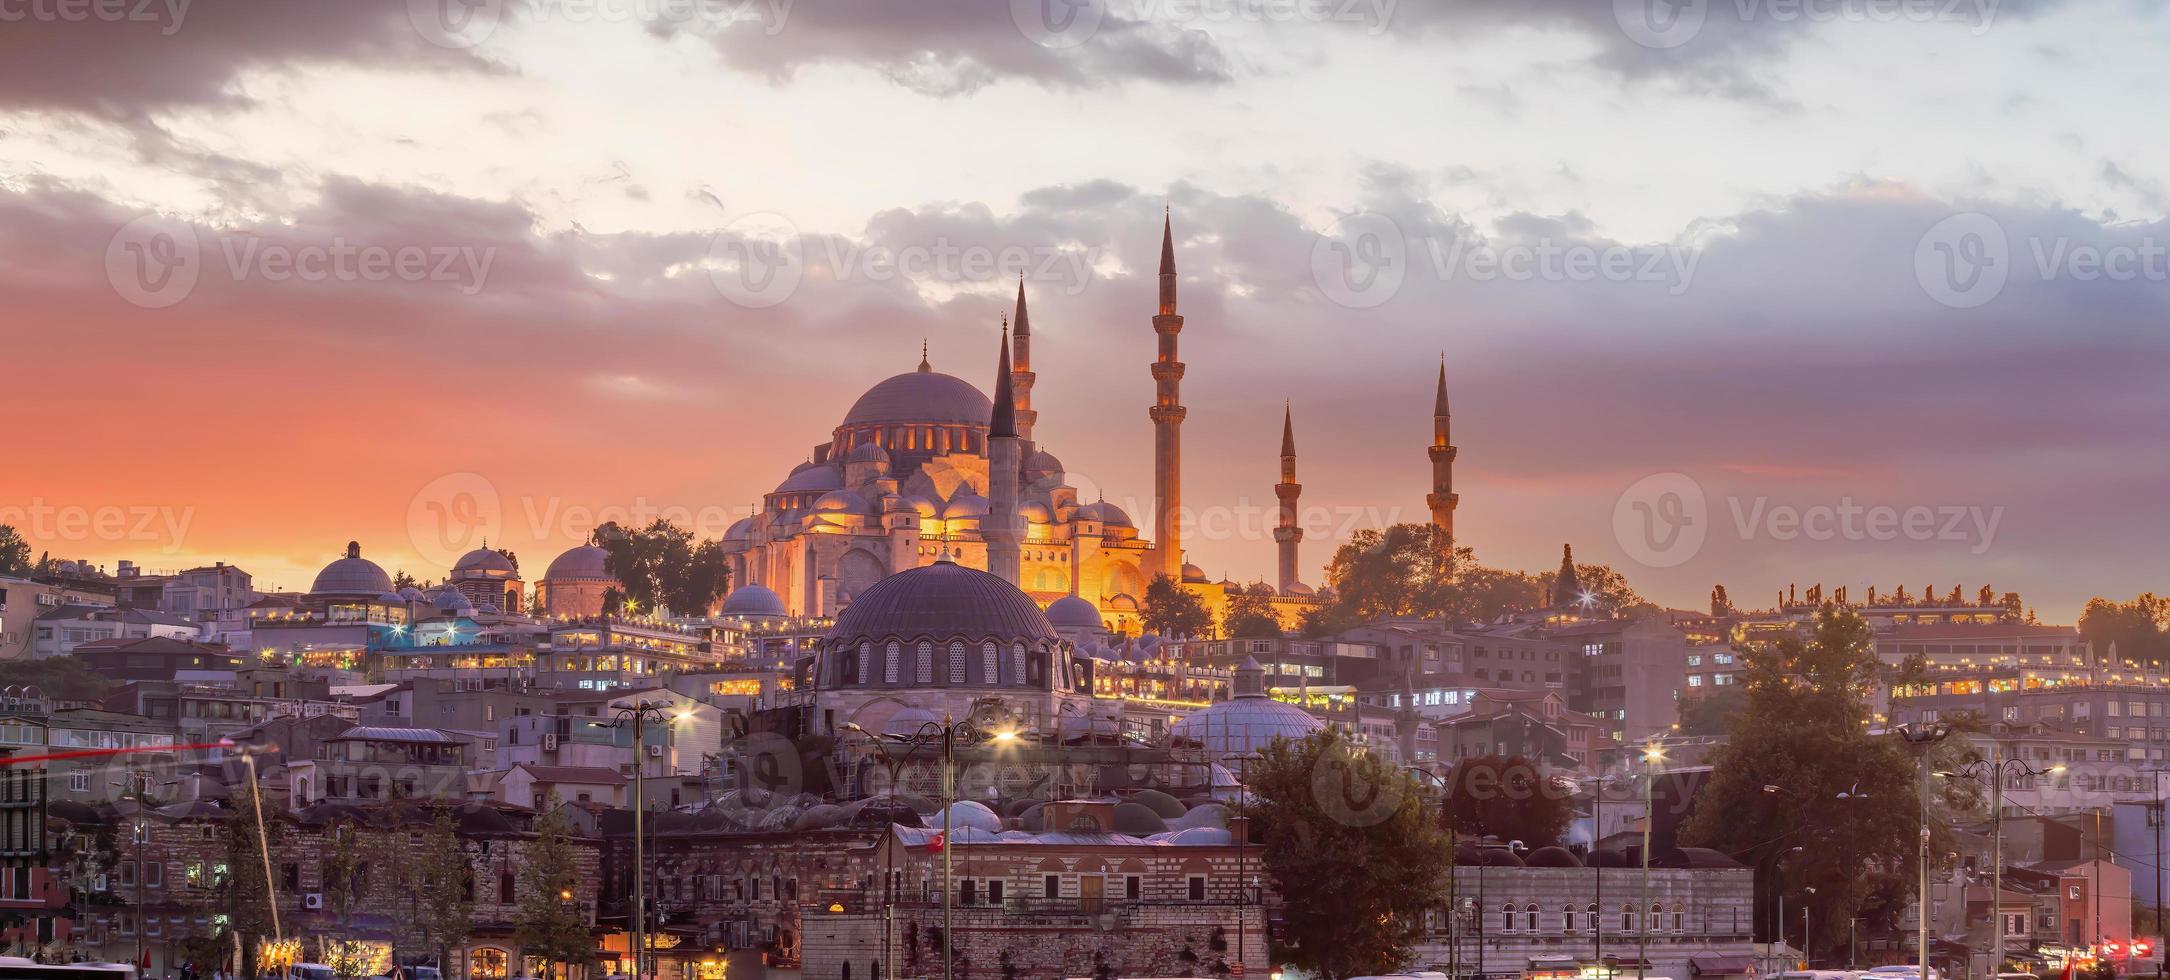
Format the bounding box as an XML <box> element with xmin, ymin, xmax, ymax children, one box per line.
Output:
<box><xmin>2079</xmin><ymin>594</ymin><xmax>2170</xmax><ymax>667</ymax></box>
<box><xmin>593</xmin><ymin>521</ymin><xmax>732</xmax><ymax>617</ymax></box>
<box><xmin>1681</xmin><ymin>604</ymin><xmax>1978</xmax><ymax>955</ymax></box>
<box><xmin>1141</xmin><ymin>574</ymin><xmax>1213</xmax><ymax>638</ymax></box>
<box><xmin>1711</xmin><ymin>585</ymin><xmax>1734</xmax><ymax>617</ymax></box>
<box><xmin>1246</xmin><ymin>728</ymin><xmax>1450</xmax><ymax>979</ymax></box>
<box><xmin>1442</xmin><ymin>755</ymin><xmax>1574</xmax><ymax>849</ymax></box>
<box><xmin>1571</xmin><ymin>561</ymin><xmax>1643</xmax><ymax>613</ymax></box>
<box><xmin>410</xmin><ymin>810</ymin><xmax>476</xmax><ymax>974</ymax></box>
<box><xmin>1677</xmin><ymin>686</ymin><xmax>1745</xmax><ymax>737</ymax></box>
<box><xmin>392</xmin><ymin>570</ymin><xmax>420</xmax><ymax>591</ymax></box>
<box><xmin>0</xmin><ymin>656</ymin><xmax>114</xmax><ymax>701</ymax></box>
<box><xmin>514</xmin><ymin>804</ymin><xmax>594</xmax><ymax>979</ymax></box>
<box><xmin>0</xmin><ymin>525</ymin><xmax>31</xmax><ymax>577</ymax></box>
<box><xmin>495</xmin><ymin>548</ymin><xmax>520</xmax><ymax>576</ymax></box>
<box><xmin>214</xmin><ymin>801</ymin><xmax>288</xmax><ymax>978</ymax></box>
<box><xmin>1220</xmin><ymin>589</ymin><xmax>1284</xmax><ymax>639</ymax></box>
<box><xmin>320</xmin><ymin>819</ymin><xmax>370</xmax><ymax>971</ymax></box>
<box><xmin>1322</xmin><ymin>523</ymin><xmax>1461</xmax><ymax>620</ymax></box>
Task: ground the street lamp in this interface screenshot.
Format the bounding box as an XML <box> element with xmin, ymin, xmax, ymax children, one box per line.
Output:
<box><xmin>1899</xmin><ymin>721</ymin><xmax>1955</xmax><ymax>980</ymax></box>
<box><xmin>604</xmin><ymin>698</ymin><xmax>696</xmax><ymax>980</ymax></box>
<box><xmin>1940</xmin><ymin>757</ymin><xmax>2063</xmax><ymax>979</ymax></box>
<box><xmin>843</xmin><ymin>714</ymin><xmax>1019</xmax><ymax>980</ymax></box>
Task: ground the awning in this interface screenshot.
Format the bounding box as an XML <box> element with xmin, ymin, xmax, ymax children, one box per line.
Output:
<box><xmin>1691</xmin><ymin>954</ymin><xmax>1757</xmax><ymax>975</ymax></box>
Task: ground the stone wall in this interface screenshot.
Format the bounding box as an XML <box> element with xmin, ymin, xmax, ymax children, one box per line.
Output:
<box><xmin>1409</xmin><ymin>866</ymin><xmax>1757</xmax><ymax>979</ymax></box>
<box><xmin>803</xmin><ymin>903</ymin><xmax>1269</xmax><ymax>980</ymax></box>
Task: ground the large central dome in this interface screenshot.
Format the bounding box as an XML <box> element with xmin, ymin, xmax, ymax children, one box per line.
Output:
<box><xmin>841</xmin><ymin>368</ymin><xmax>993</xmax><ymax>429</ymax></box>
<box><xmin>828</xmin><ymin>557</ymin><xmax>1056</xmax><ymax>644</ymax></box>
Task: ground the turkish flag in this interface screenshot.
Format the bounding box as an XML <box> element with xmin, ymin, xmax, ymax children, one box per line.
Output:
<box><xmin>926</xmin><ymin>832</ymin><xmax>945</xmax><ymax>854</ymax></box>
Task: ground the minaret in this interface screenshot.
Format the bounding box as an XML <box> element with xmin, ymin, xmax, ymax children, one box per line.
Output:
<box><xmin>1425</xmin><ymin>356</ymin><xmax>1458</xmax><ymax>550</ymax></box>
<box><xmin>988</xmin><ymin>317</ymin><xmax>1024</xmax><ymax>586</ymax></box>
<box><xmin>1150</xmin><ymin>211</ymin><xmax>1187</xmax><ymax>581</ymax></box>
<box><xmin>1273</xmin><ymin>402</ymin><xmax>1304</xmax><ymax>594</ymax></box>
<box><xmin>1011</xmin><ymin>276</ymin><xmax>1038</xmax><ymax>449</ymax></box>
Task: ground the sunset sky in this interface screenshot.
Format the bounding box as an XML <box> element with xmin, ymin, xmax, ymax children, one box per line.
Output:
<box><xmin>2</xmin><ymin>0</ymin><xmax>2166</xmax><ymax>620</ymax></box>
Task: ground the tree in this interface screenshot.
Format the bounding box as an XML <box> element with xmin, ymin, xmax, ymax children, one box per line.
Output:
<box><xmin>1681</xmin><ymin>604</ymin><xmax>1978</xmax><ymax>956</ymax></box>
<box><xmin>1141</xmin><ymin>574</ymin><xmax>1213</xmax><ymax>638</ymax></box>
<box><xmin>593</xmin><ymin>521</ymin><xmax>732</xmax><ymax>617</ymax></box>
<box><xmin>211</xmin><ymin>801</ymin><xmax>288</xmax><ymax>978</ymax></box>
<box><xmin>1322</xmin><ymin>523</ymin><xmax>1461</xmax><ymax>620</ymax></box>
<box><xmin>1678</xmin><ymin>687</ymin><xmax>1746</xmax><ymax>737</ymax></box>
<box><xmin>514</xmin><ymin>804</ymin><xmax>594</xmax><ymax>979</ymax></box>
<box><xmin>1221</xmin><ymin>589</ymin><xmax>1284</xmax><ymax>639</ymax></box>
<box><xmin>1442</xmin><ymin>755</ymin><xmax>1574</xmax><ymax>849</ymax></box>
<box><xmin>393</xmin><ymin>570</ymin><xmax>420</xmax><ymax>591</ymax></box>
<box><xmin>0</xmin><ymin>525</ymin><xmax>31</xmax><ymax>577</ymax></box>
<box><xmin>1571</xmin><ymin>561</ymin><xmax>1643</xmax><ymax>613</ymax></box>
<box><xmin>1711</xmin><ymin>584</ymin><xmax>1734</xmax><ymax>617</ymax></box>
<box><xmin>320</xmin><ymin>819</ymin><xmax>370</xmax><ymax>974</ymax></box>
<box><xmin>0</xmin><ymin>656</ymin><xmax>114</xmax><ymax>702</ymax></box>
<box><xmin>410</xmin><ymin>810</ymin><xmax>476</xmax><ymax>974</ymax></box>
<box><xmin>1246</xmin><ymin>728</ymin><xmax>1450</xmax><ymax>979</ymax></box>
<box><xmin>2080</xmin><ymin>594</ymin><xmax>2170</xmax><ymax>667</ymax></box>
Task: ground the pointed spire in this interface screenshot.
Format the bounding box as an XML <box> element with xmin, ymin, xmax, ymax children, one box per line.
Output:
<box><xmin>918</xmin><ymin>338</ymin><xmax>931</xmax><ymax>373</ymax></box>
<box><xmin>990</xmin><ymin>317</ymin><xmax>1017</xmax><ymax>438</ymax></box>
<box><xmin>1434</xmin><ymin>354</ymin><xmax>1450</xmax><ymax>417</ymax></box>
<box><xmin>1013</xmin><ymin>274</ymin><xmax>1030</xmax><ymax>338</ymax></box>
<box><xmin>1280</xmin><ymin>401</ymin><xmax>1296</xmax><ymax>458</ymax></box>
<box><xmin>1159</xmin><ymin>207</ymin><xmax>1176</xmax><ymax>276</ymax></box>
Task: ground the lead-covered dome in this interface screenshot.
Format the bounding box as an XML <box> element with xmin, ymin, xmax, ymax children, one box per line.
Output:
<box><xmin>453</xmin><ymin>547</ymin><xmax>516</xmax><ymax>576</ymax></box>
<box><xmin>828</xmin><ymin>557</ymin><xmax>1056</xmax><ymax>645</ymax></box>
<box><xmin>1170</xmin><ymin>656</ymin><xmax>1323</xmax><ymax>758</ymax></box>
<box><xmin>1044</xmin><ymin>595</ymin><xmax>1103</xmax><ymax>630</ymax></box>
<box><xmin>544</xmin><ymin>545</ymin><xmax>611</xmax><ymax>581</ymax></box>
<box><xmin>721</xmin><ymin>584</ymin><xmax>788</xmax><ymax>619</ymax></box>
<box><xmin>311</xmin><ymin>542</ymin><xmax>393</xmax><ymax>597</ymax></box>
<box><xmin>842</xmin><ymin>370</ymin><xmax>993</xmax><ymax>428</ymax></box>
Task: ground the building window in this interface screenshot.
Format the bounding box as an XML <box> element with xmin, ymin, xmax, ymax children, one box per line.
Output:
<box><xmin>1502</xmin><ymin>903</ymin><xmax>1517</xmax><ymax>932</ymax></box>
<box><xmin>960</xmin><ymin>880</ymin><xmax>977</xmax><ymax>906</ymax></box>
<box><xmin>884</xmin><ymin>642</ymin><xmax>901</xmax><ymax>683</ymax></box>
<box><xmin>949</xmin><ymin>641</ymin><xmax>967</xmax><ymax>684</ymax></box>
<box><xmin>1126</xmin><ymin>876</ymin><xmax>1141</xmax><ymax>901</ymax></box>
<box><xmin>1565</xmin><ymin>905</ymin><xmax>1580</xmax><ymax>932</ymax></box>
<box><xmin>1526</xmin><ymin>903</ymin><xmax>1540</xmax><ymax>932</ymax></box>
<box><xmin>915</xmin><ymin>641</ymin><xmax>933</xmax><ymax>684</ymax></box>
<box><xmin>1621</xmin><ymin>904</ymin><xmax>1635</xmax><ymax>932</ymax></box>
<box><xmin>1044</xmin><ymin>875</ymin><xmax>1060</xmax><ymax>899</ymax></box>
<box><xmin>983</xmin><ymin>642</ymin><xmax>999</xmax><ymax>683</ymax></box>
<box><xmin>987</xmin><ymin>879</ymin><xmax>1003</xmax><ymax>905</ymax></box>
<box><xmin>1673</xmin><ymin>905</ymin><xmax>1684</xmax><ymax>931</ymax></box>
<box><xmin>69</xmin><ymin>771</ymin><xmax>89</xmax><ymax>792</ymax></box>
<box><xmin>1188</xmin><ymin>876</ymin><xmax>1207</xmax><ymax>902</ymax></box>
<box><xmin>856</xmin><ymin>642</ymin><xmax>872</xmax><ymax>685</ymax></box>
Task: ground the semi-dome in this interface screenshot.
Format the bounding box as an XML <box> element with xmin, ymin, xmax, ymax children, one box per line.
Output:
<box><xmin>828</xmin><ymin>557</ymin><xmax>1056</xmax><ymax>644</ymax></box>
<box><xmin>721</xmin><ymin>584</ymin><xmax>787</xmax><ymax>619</ymax></box>
<box><xmin>1018</xmin><ymin>501</ymin><xmax>1054</xmax><ymax>524</ymax></box>
<box><xmin>724</xmin><ymin>517</ymin><xmax>757</xmax><ymax>542</ymax></box>
<box><xmin>1044</xmin><ymin>595</ymin><xmax>1103</xmax><ymax>630</ymax></box>
<box><xmin>844</xmin><ymin>442</ymin><xmax>891</xmax><ymax>464</ymax></box>
<box><xmin>940</xmin><ymin>492</ymin><xmax>989</xmax><ymax>519</ymax></box>
<box><xmin>813</xmin><ymin>489</ymin><xmax>872</xmax><ymax>515</ymax></box>
<box><xmin>1169</xmin><ymin>656</ymin><xmax>1323</xmax><ymax>757</ymax></box>
<box><xmin>453</xmin><ymin>547</ymin><xmax>516</xmax><ymax>576</ymax></box>
<box><xmin>311</xmin><ymin>542</ymin><xmax>393</xmax><ymax>597</ymax></box>
<box><xmin>775</xmin><ymin>465</ymin><xmax>842</xmax><ymax>494</ymax></box>
<box><xmin>899</xmin><ymin>495</ymin><xmax>938</xmax><ymax>519</ymax></box>
<box><xmin>544</xmin><ymin>544</ymin><xmax>611</xmax><ymax>581</ymax></box>
<box><xmin>842</xmin><ymin>370</ymin><xmax>993</xmax><ymax>429</ymax></box>
<box><xmin>1076</xmin><ymin>500</ymin><xmax>1132</xmax><ymax>526</ymax></box>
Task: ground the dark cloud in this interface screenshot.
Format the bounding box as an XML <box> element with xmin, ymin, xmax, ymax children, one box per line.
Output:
<box><xmin>0</xmin><ymin>0</ymin><xmax>490</xmax><ymax>121</ymax></box>
<box><xmin>690</xmin><ymin>0</ymin><xmax>1232</xmax><ymax>95</ymax></box>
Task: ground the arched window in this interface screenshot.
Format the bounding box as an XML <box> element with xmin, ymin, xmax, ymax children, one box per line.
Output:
<box><xmin>1012</xmin><ymin>643</ymin><xmax>1028</xmax><ymax>686</ymax></box>
<box><xmin>948</xmin><ymin>641</ymin><xmax>967</xmax><ymax>684</ymax></box>
<box><xmin>1525</xmin><ymin>902</ymin><xmax>1540</xmax><ymax>932</ymax></box>
<box><xmin>915</xmin><ymin>641</ymin><xmax>933</xmax><ymax>684</ymax></box>
<box><xmin>856</xmin><ymin>642</ymin><xmax>872</xmax><ymax>685</ymax></box>
<box><xmin>982</xmin><ymin>641</ymin><xmax>999</xmax><ymax>683</ymax></box>
<box><xmin>1565</xmin><ymin>904</ymin><xmax>1579</xmax><ymax>932</ymax></box>
<box><xmin>1500</xmin><ymin>902</ymin><xmax>1516</xmax><ymax>933</ymax></box>
<box><xmin>1588</xmin><ymin>902</ymin><xmax>1600</xmax><ymax>930</ymax></box>
<box><xmin>1621</xmin><ymin>903</ymin><xmax>1635</xmax><ymax>932</ymax></box>
<box><xmin>1650</xmin><ymin>903</ymin><xmax>1663</xmax><ymax>933</ymax></box>
<box><xmin>1672</xmin><ymin>904</ymin><xmax>1685</xmax><ymax>932</ymax></box>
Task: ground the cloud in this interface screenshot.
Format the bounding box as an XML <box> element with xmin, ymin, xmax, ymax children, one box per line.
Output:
<box><xmin>687</xmin><ymin>0</ymin><xmax>1233</xmax><ymax>96</ymax></box>
<box><xmin>0</xmin><ymin>0</ymin><xmax>490</xmax><ymax>122</ymax></box>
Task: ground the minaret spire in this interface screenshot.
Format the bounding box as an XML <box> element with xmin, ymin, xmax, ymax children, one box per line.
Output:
<box><xmin>1150</xmin><ymin>211</ymin><xmax>1188</xmax><ymax>581</ymax></box>
<box><xmin>1426</xmin><ymin>355</ymin><xmax>1459</xmax><ymax>552</ymax></box>
<box><xmin>988</xmin><ymin>318</ymin><xmax>1023</xmax><ymax>585</ymax></box>
<box><xmin>1274</xmin><ymin>401</ymin><xmax>1304</xmax><ymax>595</ymax></box>
<box><xmin>918</xmin><ymin>338</ymin><xmax>931</xmax><ymax>373</ymax></box>
<box><xmin>1011</xmin><ymin>274</ymin><xmax>1038</xmax><ymax>446</ymax></box>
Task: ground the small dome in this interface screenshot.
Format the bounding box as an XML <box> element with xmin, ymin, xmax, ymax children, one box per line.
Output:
<box><xmin>377</xmin><ymin>592</ymin><xmax>404</xmax><ymax>604</ymax></box>
<box><xmin>844</xmin><ymin>442</ymin><xmax>891</xmax><ymax>464</ymax></box>
<box><xmin>1181</xmin><ymin>563</ymin><xmax>1207</xmax><ymax>583</ymax></box>
<box><xmin>721</xmin><ymin>584</ymin><xmax>787</xmax><ymax>619</ymax></box>
<box><xmin>899</xmin><ymin>495</ymin><xmax>939</xmax><ymax>519</ymax></box>
<box><xmin>435</xmin><ymin>589</ymin><xmax>475</xmax><ymax>613</ymax></box>
<box><xmin>941</xmin><ymin>492</ymin><xmax>989</xmax><ymax>519</ymax></box>
<box><xmin>1076</xmin><ymin>500</ymin><xmax>1131</xmax><ymax>526</ymax></box>
<box><xmin>544</xmin><ymin>544</ymin><xmax>611</xmax><ymax>581</ymax></box>
<box><xmin>453</xmin><ymin>547</ymin><xmax>516</xmax><ymax>576</ymax></box>
<box><xmin>813</xmin><ymin>489</ymin><xmax>871</xmax><ymax>515</ymax></box>
<box><xmin>1286</xmin><ymin>581</ymin><xmax>1314</xmax><ymax>595</ymax></box>
<box><xmin>1025</xmin><ymin>450</ymin><xmax>1065</xmax><ymax>482</ymax></box>
<box><xmin>1044</xmin><ymin>595</ymin><xmax>1103</xmax><ymax>630</ymax></box>
<box><xmin>775</xmin><ymin>465</ymin><xmax>842</xmax><ymax>494</ymax></box>
<box><xmin>1018</xmin><ymin>501</ymin><xmax>1054</xmax><ymax>524</ymax></box>
<box><xmin>724</xmin><ymin>517</ymin><xmax>757</xmax><ymax>542</ymax></box>
<box><xmin>1527</xmin><ymin>846</ymin><xmax>1584</xmax><ymax>868</ymax></box>
<box><xmin>398</xmin><ymin>586</ymin><xmax>427</xmax><ymax>601</ymax></box>
<box><xmin>938</xmin><ymin>800</ymin><xmax>1003</xmax><ymax>834</ymax></box>
<box><xmin>311</xmin><ymin>542</ymin><xmax>393</xmax><ymax>596</ymax></box>
<box><xmin>1112</xmin><ymin>802</ymin><xmax>1168</xmax><ymax>835</ymax></box>
<box><xmin>1128</xmin><ymin>789</ymin><xmax>1187</xmax><ymax>819</ymax></box>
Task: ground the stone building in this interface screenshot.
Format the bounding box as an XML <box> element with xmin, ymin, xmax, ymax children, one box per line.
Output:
<box><xmin>1416</xmin><ymin>858</ymin><xmax>1758</xmax><ymax>980</ymax></box>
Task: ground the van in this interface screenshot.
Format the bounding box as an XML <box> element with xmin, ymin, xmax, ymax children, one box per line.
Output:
<box><xmin>290</xmin><ymin>965</ymin><xmax>336</xmax><ymax>980</ymax></box>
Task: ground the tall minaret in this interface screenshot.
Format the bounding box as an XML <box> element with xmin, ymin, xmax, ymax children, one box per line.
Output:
<box><xmin>988</xmin><ymin>317</ymin><xmax>1024</xmax><ymax>586</ymax></box>
<box><xmin>1426</xmin><ymin>356</ymin><xmax>1458</xmax><ymax>550</ymax></box>
<box><xmin>1011</xmin><ymin>276</ymin><xmax>1038</xmax><ymax>449</ymax></box>
<box><xmin>1150</xmin><ymin>211</ymin><xmax>1188</xmax><ymax>581</ymax></box>
<box><xmin>1273</xmin><ymin>402</ymin><xmax>1304</xmax><ymax>594</ymax></box>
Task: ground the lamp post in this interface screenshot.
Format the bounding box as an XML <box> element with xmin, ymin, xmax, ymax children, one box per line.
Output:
<box><xmin>605</xmin><ymin>698</ymin><xmax>695</xmax><ymax>980</ymax></box>
<box><xmin>1408</xmin><ymin>766</ymin><xmax>1455</xmax><ymax>980</ymax></box>
<box><xmin>1900</xmin><ymin>721</ymin><xmax>1955</xmax><ymax>980</ymax></box>
<box><xmin>1641</xmin><ymin>744</ymin><xmax>1664</xmax><ymax>980</ymax></box>
<box><xmin>1940</xmin><ymin>757</ymin><xmax>2062</xmax><ymax>980</ymax></box>
<box><xmin>843</xmin><ymin>715</ymin><xmax>1019</xmax><ymax>980</ymax></box>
